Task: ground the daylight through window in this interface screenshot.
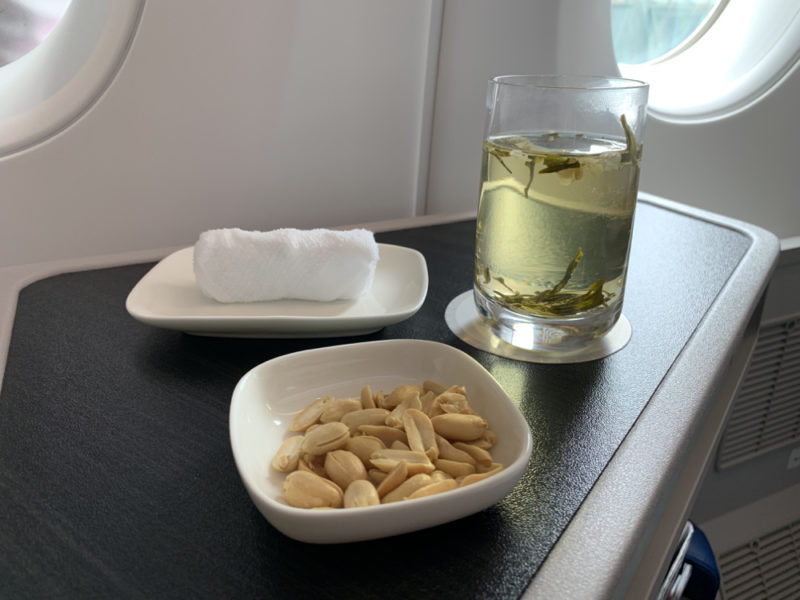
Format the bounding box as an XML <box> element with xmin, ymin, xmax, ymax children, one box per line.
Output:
<box><xmin>611</xmin><ymin>0</ymin><xmax>723</xmax><ymax>64</ymax></box>
<box><xmin>0</xmin><ymin>0</ymin><xmax>71</xmax><ymax>67</ymax></box>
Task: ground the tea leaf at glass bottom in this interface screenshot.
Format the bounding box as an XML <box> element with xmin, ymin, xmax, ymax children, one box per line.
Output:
<box><xmin>487</xmin><ymin>248</ymin><xmax>610</xmax><ymax>316</ymax></box>
<box><xmin>493</xmin><ymin>275</ymin><xmax>515</xmax><ymax>293</ymax></box>
<box><xmin>496</xmin><ymin>280</ymin><xmax>609</xmax><ymax>316</ymax></box>
<box><xmin>537</xmin><ymin>248</ymin><xmax>583</xmax><ymax>300</ymax></box>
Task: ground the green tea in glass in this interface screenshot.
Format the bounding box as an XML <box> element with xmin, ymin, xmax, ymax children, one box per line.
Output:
<box><xmin>473</xmin><ymin>75</ymin><xmax>648</xmax><ymax>353</ymax></box>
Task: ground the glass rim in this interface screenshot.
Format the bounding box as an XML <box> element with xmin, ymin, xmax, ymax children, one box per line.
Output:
<box><xmin>490</xmin><ymin>74</ymin><xmax>649</xmax><ymax>91</ymax></box>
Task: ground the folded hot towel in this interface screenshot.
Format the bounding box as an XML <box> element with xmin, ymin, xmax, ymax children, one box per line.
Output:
<box><xmin>193</xmin><ymin>227</ymin><xmax>379</xmax><ymax>303</ymax></box>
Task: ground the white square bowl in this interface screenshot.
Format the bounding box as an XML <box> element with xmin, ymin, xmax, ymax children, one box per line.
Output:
<box><xmin>229</xmin><ymin>339</ymin><xmax>533</xmax><ymax>543</ymax></box>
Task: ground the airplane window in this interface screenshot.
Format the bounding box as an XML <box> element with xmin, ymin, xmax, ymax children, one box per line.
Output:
<box><xmin>615</xmin><ymin>0</ymin><xmax>800</xmax><ymax>122</ymax></box>
<box><xmin>0</xmin><ymin>0</ymin><xmax>71</xmax><ymax>67</ymax></box>
<box><xmin>0</xmin><ymin>1</ymin><xmax>143</xmax><ymax>157</ymax></box>
<box><xmin>611</xmin><ymin>0</ymin><xmax>725</xmax><ymax>64</ymax></box>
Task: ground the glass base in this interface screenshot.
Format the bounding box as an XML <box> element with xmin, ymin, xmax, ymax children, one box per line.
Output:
<box><xmin>445</xmin><ymin>290</ymin><xmax>631</xmax><ymax>364</ymax></box>
<box><xmin>473</xmin><ymin>287</ymin><xmax>622</xmax><ymax>352</ymax></box>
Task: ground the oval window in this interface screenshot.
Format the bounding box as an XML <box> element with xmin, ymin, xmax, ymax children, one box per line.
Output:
<box><xmin>0</xmin><ymin>0</ymin><xmax>145</xmax><ymax>157</ymax></box>
<box><xmin>611</xmin><ymin>0</ymin><xmax>724</xmax><ymax>65</ymax></box>
<box><xmin>0</xmin><ymin>0</ymin><xmax>72</xmax><ymax>67</ymax></box>
<box><xmin>614</xmin><ymin>0</ymin><xmax>800</xmax><ymax>123</ymax></box>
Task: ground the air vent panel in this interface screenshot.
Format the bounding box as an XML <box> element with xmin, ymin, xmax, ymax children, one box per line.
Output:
<box><xmin>719</xmin><ymin>520</ymin><xmax>800</xmax><ymax>599</ymax></box>
<box><xmin>718</xmin><ymin>319</ymin><xmax>800</xmax><ymax>469</ymax></box>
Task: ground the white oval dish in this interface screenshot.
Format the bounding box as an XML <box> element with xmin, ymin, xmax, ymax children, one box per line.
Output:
<box><xmin>125</xmin><ymin>244</ymin><xmax>428</xmax><ymax>337</ymax></box>
<box><xmin>229</xmin><ymin>339</ymin><xmax>533</xmax><ymax>544</ymax></box>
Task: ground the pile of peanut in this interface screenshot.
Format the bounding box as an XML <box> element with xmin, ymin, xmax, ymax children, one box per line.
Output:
<box><xmin>271</xmin><ymin>380</ymin><xmax>503</xmax><ymax>509</ymax></box>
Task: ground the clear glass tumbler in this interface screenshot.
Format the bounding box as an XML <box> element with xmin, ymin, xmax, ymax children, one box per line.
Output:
<box><xmin>473</xmin><ymin>74</ymin><xmax>649</xmax><ymax>352</ymax></box>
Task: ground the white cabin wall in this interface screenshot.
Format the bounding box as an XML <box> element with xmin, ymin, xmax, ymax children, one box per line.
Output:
<box><xmin>424</xmin><ymin>0</ymin><xmax>560</xmax><ymax>216</ymax></box>
<box><xmin>639</xmin><ymin>77</ymin><xmax>800</xmax><ymax>242</ymax></box>
<box><xmin>553</xmin><ymin>2</ymin><xmax>619</xmax><ymax>77</ymax></box>
<box><xmin>3</xmin><ymin>0</ymin><xmax>797</xmax><ymax>271</ymax></box>
<box><xmin>0</xmin><ymin>1</ymin><xmax>438</xmax><ymax>268</ymax></box>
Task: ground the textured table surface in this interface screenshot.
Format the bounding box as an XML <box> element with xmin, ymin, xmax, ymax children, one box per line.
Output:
<box><xmin>0</xmin><ymin>201</ymin><xmax>762</xmax><ymax>598</ymax></box>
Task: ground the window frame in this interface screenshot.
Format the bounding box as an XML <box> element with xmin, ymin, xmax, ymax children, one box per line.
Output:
<box><xmin>617</xmin><ymin>0</ymin><xmax>800</xmax><ymax>123</ymax></box>
<box><xmin>0</xmin><ymin>0</ymin><xmax>145</xmax><ymax>157</ymax></box>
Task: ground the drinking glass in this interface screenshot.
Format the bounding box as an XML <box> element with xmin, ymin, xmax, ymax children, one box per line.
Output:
<box><xmin>473</xmin><ymin>74</ymin><xmax>649</xmax><ymax>353</ymax></box>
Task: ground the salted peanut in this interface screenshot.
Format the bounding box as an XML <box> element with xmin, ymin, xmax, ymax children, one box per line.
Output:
<box><xmin>369</xmin><ymin>468</ymin><xmax>388</xmax><ymax>485</ymax></box>
<box><xmin>435</xmin><ymin>434</ymin><xmax>476</xmax><ymax>465</ymax></box>
<box><xmin>346</xmin><ymin>435</ymin><xmax>385</xmax><ymax>467</ymax></box>
<box><xmin>384</xmin><ymin>384</ymin><xmax>423</xmax><ymax>410</ymax></box>
<box><xmin>453</xmin><ymin>442</ymin><xmax>493</xmax><ymax>467</ymax></box>
<box><xmin>403</xmin><ymin>409</ymin><xmax>438</xmax><ymax>461</ymax></box>
<box><xmin>376</xmin><ymin>460</ymin><xmax>408</xmax><ymax>498</ymax></box>
<box><xmin>431</xmin><ymin>413</ymin><xmax>488</xmax><ymax>442</ymax></box>
<box><xmin>427</xmin><ymin>404</ymin><xmax>444</xmax><ymax>419</ymax></box>
<box><xmin>381</xmin><ymin>473</ymin><xmax>432</xmax><ymax>504</ymax></box>
<box><xmin>428</xmin><ymin>386</ymin><xmax>465</xmax><ymax>418</ymax></box>
<box><xmin>283</xmin><ymin>471</ymin><xmax>343</xmax><ymax>509</ymax></box>
<box><xmin>385</xmin><ymin>393</ymin><xmax>422</xmax><ymax>428</ymax></box>
<box><xmin>430</xmin><ymin>469</ymin><xmax>454</xmax><ymax>482</ymax></box>
<box><xmin>289</xmin><ymin>396</ymin><xmax>332</xmax><ymax>432</ymax></box>
<box><xmin>471</xmin><ymin>429</ymin><xmax>497</xmax><ymax>450</ymax></box>
<box><xmin>436</xmin><ymin>392</ymin><xmax>475</xmax><ymax>415</ymax></box>
<box><xmin>271</xmin><ymin>435</ymin><xmax>305</xmax><ymax>472</ymax></box>
<box><xmin>278</xmin><ymin>379</ymin><xmax>499</xmax><ymax>510</ymax></box>
<box><xmin>434</xmin><ymin>458</ymin><xmax>476</xmax><ymax>479</ymax></box>
<box><xmin>459</xmin><ymin>464</ymin><xmax>504</xmax><ymax>487</ymax></box>
<box><xmin>357</xmin><ymin>425</ymin><xmax>407</xmax><ymax>447</ymax></box>
<box><xmin>370</xmin><ymin>449</ymin><xmax>434</xmax><ymax>475</ymax></box>
<box><xmin>341</xmin><ymin>408</ymin><xmax>390</xmax><ymax>434</ymax></box>
<box><xmin>297</xmin><ymin>453</ymin><xmax>327</xmax><ymax>477</ymax></box>
<box><xmin>408</xmin><ymin>478</ymin><xmax>458</xmax><ymax>499</ymax></box>
<box><xmin>446</xmin><ymin>385</ymin><xmax>467</xmax><ymax>396</ymax></box>
<box><xmin>344</xmin><ymin>480</ymin><xmax>380</xmax><ymax>508</ymax></box>
<box><xmin>301</xmin><ymin>421</ymin><xmax>350</xmax><ymax>455</ymax></box>
<box><xmin>359</xmin><ymin>385</ymin><xmax>376</xmax><ymax>409</ymax></box>
<box><xmin>320</xmin><ymin>398</ymin><xmax>362</xmax><ymax>423</ymax></box>
<box><xmin>422</xmin><ymin>380</ymin><xmax>447</xmax><ymax>395</ymax></box>
<box><xmin>324</xmin><ymin>449</ymin><xmax>368</xmax><ymax>490</ymax></box>
<box><xmin>420</xmin><ymin>390</ymin><xmax>436</xmax><ymax>416</ymax></box>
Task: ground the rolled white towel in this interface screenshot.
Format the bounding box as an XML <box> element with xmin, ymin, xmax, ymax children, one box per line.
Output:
<box><xmin>193</xmin><ymin>227</ymin><xmax>379</xmax><ymax>303</ymax></box>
